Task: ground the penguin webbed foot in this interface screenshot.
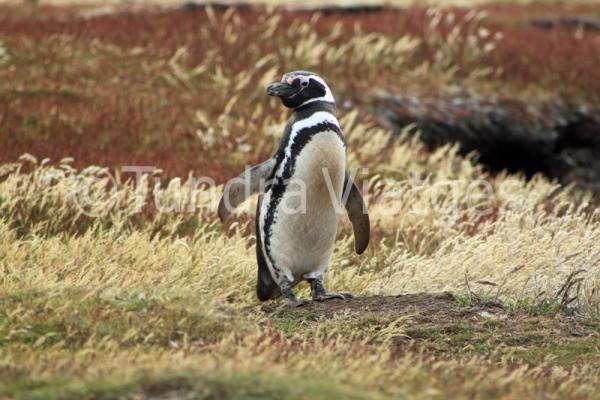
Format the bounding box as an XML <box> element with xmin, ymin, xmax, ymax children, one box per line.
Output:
<box><xmin>286</xmin><ymin>298</ymin><xmax>311</xmax><ymax>308</ymax></box>
<box><xmin>281</xmin><ymin>282</ymin><xmax>309</xmax><ymax>308</ymax></box>
<box><xmin>313</xmin><ymin>292</ymin><xmax>353</xmax><ymax>302</ymax></box>
<box><xmin>309</xmin><ymin>279</ymin><xmax>352</xmax><ymax>302</ymax></box>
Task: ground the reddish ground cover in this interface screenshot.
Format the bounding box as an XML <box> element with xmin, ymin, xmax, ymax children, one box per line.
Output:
<box><xmin>1</xmin><ymin>3</ymin><xmax>599</xmax><ymax>180</ymax></box>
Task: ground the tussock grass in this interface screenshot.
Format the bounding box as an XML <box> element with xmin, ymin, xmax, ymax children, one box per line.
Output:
<box><xmin>2</xmin><ymin>132</ymin><xmax>599</xmax><ymax>312</ymax></box>
<box><xmin>2</xmin><ymin>129</ymin><xmax>599</xmax><ymax>398</ymax></box>
<box><xmin>1</xmin><ymin>3</ymin><xmax>600</xmax><ymax>399</ymax></box>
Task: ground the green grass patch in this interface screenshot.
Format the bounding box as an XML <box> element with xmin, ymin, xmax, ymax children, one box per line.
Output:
<box><xmin>4</xmin><ymin>371</ymin><xmax>383</xmax><ymax>400</ymax></box>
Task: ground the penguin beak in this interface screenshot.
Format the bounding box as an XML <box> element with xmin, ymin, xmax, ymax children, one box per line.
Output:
<box><xmin>266</xmin><ymin>82</ymin><xmax>296</xmax><ymax>98</ymax></box>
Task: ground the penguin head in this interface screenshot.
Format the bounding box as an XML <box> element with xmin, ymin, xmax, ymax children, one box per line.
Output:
<box><xmin>267</xmin><ymin>71</ymin><xmax>335</xmax><ymax>109</ymax></box>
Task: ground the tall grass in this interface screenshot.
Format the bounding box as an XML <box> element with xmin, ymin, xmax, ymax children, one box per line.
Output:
<box><xmin>1</xmin><ymin>4</ymin><xmax>599</xmax><ymax>398</ymax></box>
<box><xmin>2</xmin><ymin>123</ymin><xmax>599</xmax><ymax>313</ymax></box>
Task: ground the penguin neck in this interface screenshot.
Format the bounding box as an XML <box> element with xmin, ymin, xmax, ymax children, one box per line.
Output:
<box><xmin>293</xmin><ymin>101</ymin><xmax>337</xmax><ymax>119</ymax></box>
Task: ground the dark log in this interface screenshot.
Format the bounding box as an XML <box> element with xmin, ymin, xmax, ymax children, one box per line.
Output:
<box><xmin>371</xmin><ymin>92</ymin><xmax>600</xmax><ymax>197</ymax></box>
<box><xmin>531</xmin><ymin>17</ymin><xmax>600</xmax><ymax>32</ymax></box>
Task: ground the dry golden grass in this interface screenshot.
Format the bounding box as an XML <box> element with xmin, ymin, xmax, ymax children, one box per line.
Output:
<box><xmin>2</xmin><ymin>124</ymin><xmax>599</xmax><ymax>311</ymax></box>
<box><xmin>1</xmin><ymin>4</ymin><xmax>599</xmax><ymax>399</ymax></box>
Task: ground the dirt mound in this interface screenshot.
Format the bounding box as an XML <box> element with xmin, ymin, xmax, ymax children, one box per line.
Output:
<box><xmin>262</xmin><ymin>292</ymin><xmax>506</xmax><ymax>323</ymax></box>
<box><xmin>258</xmin><ymin>293</ymin><xmax>598</xmax><ymax>367</ymax></box>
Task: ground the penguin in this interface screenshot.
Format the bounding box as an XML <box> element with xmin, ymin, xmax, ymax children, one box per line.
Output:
<box><xmin>218</xmin><ymin>71</ymin><xmax>370</xmax><ymax>307</ymax></box>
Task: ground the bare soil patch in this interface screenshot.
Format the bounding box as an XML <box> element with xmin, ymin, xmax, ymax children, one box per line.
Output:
<box><xmin>259</xmin><ymin>293</ymin><xmax>600</xmax><ymax>367</ymax></box>
<box><xmin>265</xmin><ymin>292</ymin><xmax>503</xmax><ymax>321</ymax></box>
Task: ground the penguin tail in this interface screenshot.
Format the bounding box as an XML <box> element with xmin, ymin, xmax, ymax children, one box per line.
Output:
<box><xmin>256</xmin><ymin>271</ymin><xmax>280</xmax><ymax>301</ymax></box>
<box><xmin>256</xmin><ymin>246</ymin><xmax>280</xmax><ymax>301</ymax></box>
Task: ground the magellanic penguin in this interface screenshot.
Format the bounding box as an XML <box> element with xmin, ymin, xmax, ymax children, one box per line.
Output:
<box><xmin>218</xmin><ymin>71</ymin><xmax>370</xmax><ymax>307</ymax></box>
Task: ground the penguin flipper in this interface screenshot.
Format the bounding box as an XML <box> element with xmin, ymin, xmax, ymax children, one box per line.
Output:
<box><xmin>343</xmin><ymin>172</ymin><xmax>370</xmax><ymax>254</ymax></box>
<box><xmin>255</xmin><ymin>196</ymin><xmax>280</xmax><ymax>301</ymax></box>
<box><xmin>218</xmin><ymin>158</ymin><xmax>276</xmax><ymax>222</ymax></box>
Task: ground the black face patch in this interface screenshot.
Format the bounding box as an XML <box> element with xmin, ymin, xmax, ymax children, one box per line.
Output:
<box><xmin>280</xmin><ymin>78</ymin><xmax>327</xmax><ymax>108</ymax></box>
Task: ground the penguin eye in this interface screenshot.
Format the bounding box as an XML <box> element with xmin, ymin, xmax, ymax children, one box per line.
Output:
<box><xmin>301</xmin><ymin>80</ymin><xmax>309</xmax><ymax>87</ymax></box>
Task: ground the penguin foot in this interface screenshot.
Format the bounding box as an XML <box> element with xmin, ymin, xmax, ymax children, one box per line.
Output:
<box><xmin>309</xmin><ymin>278</ymin><xmax>352</xmax><ymax>302</ymax></box>
<box><xmin>313</xmin><ymin>292</ymin><xmax>352</xmax><ymax>302</ymax></box>
<box><xmin>281</xmin><ymin>281</ymin><xmax>308</xmax><ymax>308</ymax></box>
<box><xmin>286</xmin><ymin>298</ymin><xmax>310</xmax><ymax>308</ymax></box>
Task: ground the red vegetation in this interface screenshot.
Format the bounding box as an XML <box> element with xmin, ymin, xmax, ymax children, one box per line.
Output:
<box><xmin>0</xmin><ymin>3</ymin><xmax>599</xmax><ymax>181</ymax></box>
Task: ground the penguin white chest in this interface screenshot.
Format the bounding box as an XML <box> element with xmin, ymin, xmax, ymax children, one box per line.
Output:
<box><xmin>262</xmin><ymin>130</ymin><xmax>346</xmax><ymax>282</ymax></box>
